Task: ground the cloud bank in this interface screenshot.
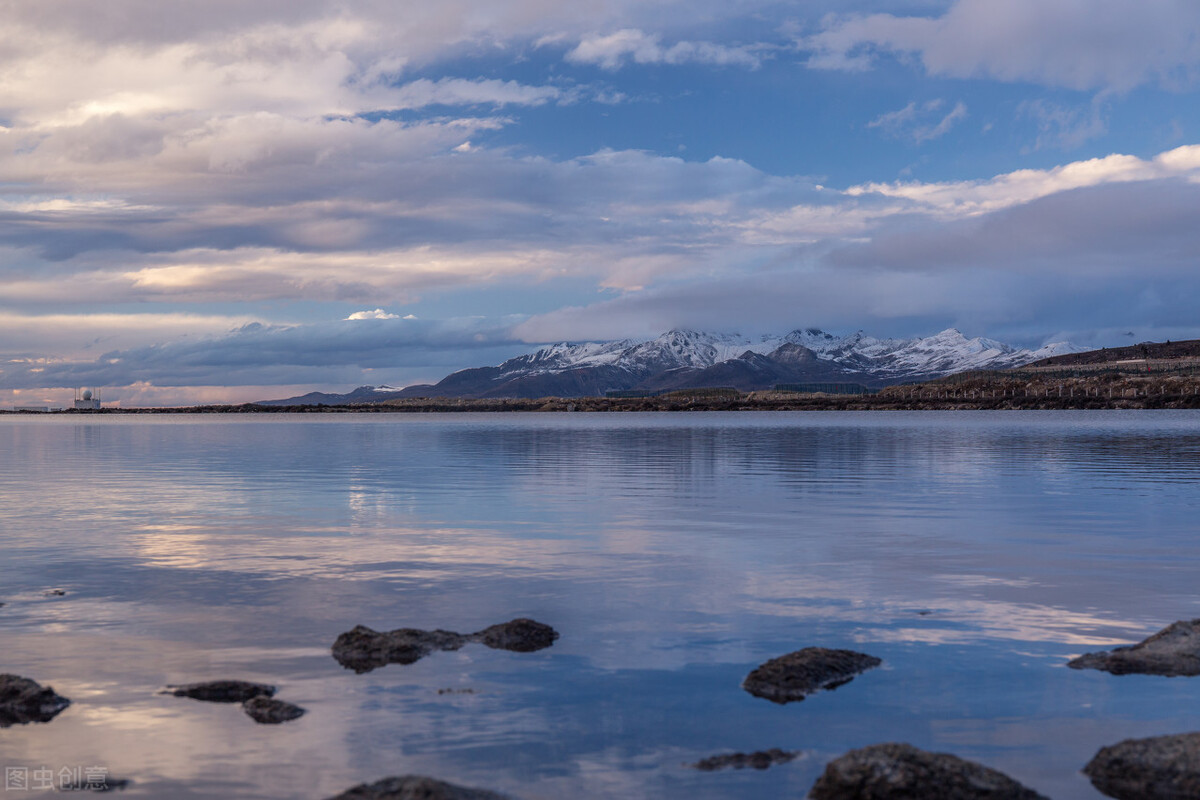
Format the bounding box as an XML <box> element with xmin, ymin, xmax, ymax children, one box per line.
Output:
<box><xmin>8</xmin><ymin>143</ymin><xmax>1200</xmax><ymax>397</ymax></box>
<box><xmin>2</xmin><ymin>1</ymin><xmax>1200</xmax><ymax>404</ymax></box>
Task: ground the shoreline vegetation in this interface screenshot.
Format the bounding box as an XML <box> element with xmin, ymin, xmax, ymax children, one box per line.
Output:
<box><xmin>7</xmin><ymin>375</ymin><xmax>1200</xmax><ymax>414</ymax></box>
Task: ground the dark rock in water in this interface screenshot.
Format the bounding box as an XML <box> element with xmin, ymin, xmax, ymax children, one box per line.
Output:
<box><xmin>242</xmin><ymin>695</ymin><xmax>305</xmax><ymax>724</ymax></box>
<box><xmin>1068</xmin><ymin>619</ymin><xmax>1200</xmax><ymax>676</ymax></box>
<box><xmin>469</xmin><ymin>618</ymin><xmax>559</xmax><ymax>652</ymax></box>
<box><xmin>59</xmin><ymin>774</ymin><xmax>132</xmax><ymax>792</ymax></box>
<box><xmin>332</xmin><ymin>619</ymin><xmax>558</xmax><ymax>673</ymax></box>
<box><xmin>1084</xmin><ymin>731</ymin><xmax>1200</xmax><ymax>799</ymax></box>
<box><xmin>327</xmin><ymin>775</ymin><xmax>513</xmax><ymax>799</ymax></box>
<box><xmin>164</xmin><ymin>680</ymin><xmax>276</xmax><ymax>702</ymax></box>
<box><xmin>0</xmin><ymin>674</ymin><xmax>71</xmax><ymax>727</ymax></box>
<box><xmin>690</xmin><ymin>748</ymin><xmax>799</xmax><ymax>771</ymax></box>
<box><xmin>742</xmin><ymin>647</ymin><xmax>881</xmax><ymax>704</ymax></box>
<box><xmin>332</xmin><ymin>625</ymin><xmax>468</xmax><ymax>673</ymax></box>
<box><xmin>810</xmin><ymin>742</ymin><xmax>1049</xmax><ymax>800</ymax></box>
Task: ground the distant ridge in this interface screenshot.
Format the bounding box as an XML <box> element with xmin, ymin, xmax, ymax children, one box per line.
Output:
<box><xmin>257</xmin><ymin>327</ymin><xmax>1084</xmax><ymax>404</ymax></box>
<box><xmin>1029</xmin><ymin>338</ymin><xmax>1200</xmax><ymax>367</ymax></box>
<box><xmin>256</xmin><ymin>385</ymin><xmax>407</xmax><ymax>407</ymax></box>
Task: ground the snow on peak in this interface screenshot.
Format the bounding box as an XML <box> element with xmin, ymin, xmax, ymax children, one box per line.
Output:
<box><xmin>1024</xmin><ymin>341</ymin><xmax>1089</xmax><ymax>360</ymax></box>
<box><xmin>499</xmin><ymin>339</ymin><xmax>635</xmax><ymax>374</ymax></box>
<box><xmin>490</xmin><ymin>326</ymin><xmax>1085</xmax><ymax>384</ymax></box>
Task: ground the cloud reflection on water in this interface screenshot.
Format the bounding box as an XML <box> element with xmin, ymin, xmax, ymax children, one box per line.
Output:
<box><xmin>3</xmin><ymin>412</ymin><xmax>1200</xmax><ymax>799</ymax></box>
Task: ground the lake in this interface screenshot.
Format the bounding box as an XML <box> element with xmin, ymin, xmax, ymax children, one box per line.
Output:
<box><xmin>2</xmin><ymin>411</ymin><xmax>1200</xmax><ymax>798</ymax></box>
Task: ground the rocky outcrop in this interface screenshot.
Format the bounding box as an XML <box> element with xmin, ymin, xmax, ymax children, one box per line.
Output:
<box><xmin>0</xmin><ymin>674</ymin><xmax>71</xmax><ymax>727</ymax></box>
<box><xmin>242</xmin><ymin>696</ymin><xmax>305</xmax><ymax>724</ymax></box>
<box><xmin>332</xmin><ymin>619</ymin><xmax>559</xmax><ymax>673</ymax></box>
<box><xmin>1084</xmin><ymin>732</ymin><xmax>1200</xmax><ymax>799</ymax></box>
<box><xmin>332</xmin><ymin>626</ymin><xmax>465</xmax><ymax>672</ymax></box>
<box><xmin>809</xmin><ymin>743</ymin><xmax>1049</xmax><ymax>800</ymax></box>
<box><xmin>1068</xmin><ymin>620</ymin><xmax>1200</xmax><ymax>676</ymax></box>
<box><xmin>742</xmin><ymin>647</ymin><xmax>881</xmax><ymax>704</ymax></box>
<box><xmin>690</xmin><ymin>749</ymin><xmax>799</xmax><ymax>771</ymax></box>
<box><xmin>333</xmin><ymin>628</ymin><xmax>463</xmax><ymax>671</ymax></box>
<box><xmin>163</xmin><ymin>680</ymin><xmax>276</xmax><ymax>702</ymax></box>
<box><xmin>327</xmin><ymin>775</ymin><xmax>513</xmax><ymax>800</ymax></box>
<box><xmin>473</xmin><ymin>619</ymin><xmax>559</xmax><ymax>652</ymax></box>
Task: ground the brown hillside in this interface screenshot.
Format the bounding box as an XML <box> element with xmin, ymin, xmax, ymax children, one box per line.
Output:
<box><xmin>1030</xmin><ymin>338</ymin><xmax>1200</xmax><ymax>367</ymax></box>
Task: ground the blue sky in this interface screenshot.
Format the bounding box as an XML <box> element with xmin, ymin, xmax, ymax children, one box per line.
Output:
<box><xmin>4</xmin><ymin>0</ymin><xmax>1200</xmax><ymax>405</ymax></box>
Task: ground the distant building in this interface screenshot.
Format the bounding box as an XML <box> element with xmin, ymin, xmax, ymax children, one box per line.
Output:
<box><xmin>73</xmin><ymin>388</ymin><xmax>102</xmax><ymax>410</ymax></box>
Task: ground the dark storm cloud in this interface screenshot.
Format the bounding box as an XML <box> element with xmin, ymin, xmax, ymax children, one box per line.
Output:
<box><xmin>517</xmin><ymin>172</ymin><xmax>1200</xmax><ymax>344</ymax></box>
<box><xmin>828</xmin><ymin>177</ymin><xmax>1200</xmax><ymax>273</ymax></box>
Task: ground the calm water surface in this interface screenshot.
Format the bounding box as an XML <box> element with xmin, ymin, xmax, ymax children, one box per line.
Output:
<box><xmin>2</xmin><ymin>411</ymin><xmax>1200</xmax><ymax>798</ymax></box>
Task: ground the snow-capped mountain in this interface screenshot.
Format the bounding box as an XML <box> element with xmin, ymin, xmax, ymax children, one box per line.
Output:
<box><xmin>392</xmin><ymin>327</ymin><xmax>1084</xmax><ymax>399</ymax></box>
<box><xmin>797</xmin><ymin>328</ymin><xmax>1081</xmax><ymax>381</ymax></box>
<box><xmin>502</xmin><ymin>328</ymin><xmax>1076</xmax><ymax>379</ymax></box>
<box><xmin>258</xmin><ymin>327</ymin><xmax>1084</xmax><ymax>404</ymax></box>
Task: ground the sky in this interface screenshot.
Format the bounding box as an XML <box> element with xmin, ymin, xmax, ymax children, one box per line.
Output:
<box><xmin>4</xmin><ymin>0</ymin><xmax>1200</xmax><ymax>406</ymax></box>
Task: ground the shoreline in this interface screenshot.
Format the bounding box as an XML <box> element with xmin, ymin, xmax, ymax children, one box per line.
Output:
<box><xmin>9</xmin><ymin>369</ymin><xmax>1200</xmax><ymax>414</ymax></box>
<box><xmin>7</xmin><ymin>394</ymin><xmax>1200</xmax><ymax>415</ymax></box>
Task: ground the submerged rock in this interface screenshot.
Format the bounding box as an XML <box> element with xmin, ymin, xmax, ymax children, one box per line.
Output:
<box><xmin>1084</xmin><ymin>731</ymin><xmax>1200</xmax><ymax>799</ymax></box>
<box><xmin>242</xmin><ymin>695</ymin><xmax>305</xmax><ymax>724</ymax></box>
<box><xmin>327</xmin><ymin>775</ymin><xmax>513</xmax><ymax>800</ymax></box>
<box><xmin>0</xmin><ymin>674</ymin><xmax>71</xmax><ymax>727</ymax></box>
<box><xmin>469</xmin><ymin>619</ymin><xmax>559</xmax><ymax>652</ymax></box>
<box><xmin>690</xmin><ymin>748</ymin><xmax>800</xmax><ymax>771</ymax></box>
<box><xmin>164</xmin><ymin>680</ymin><xmax>276</xmax><ymax>703</ymax></box>
<box><xmin>332</xmin><ymin>626</ymin><xmax>468</xmax><ymax>673</ymax></box>
<box><xmin>59</xmin><ymin>774</ymin><xmax>132</xmax><ymax>792</ymax></box>
<box><xmin>810</xmin><ymin>743</ymin><xmax>1049</xmax><ymax>800</ymax></box>
<box><xmin>742</xmin><ymin>647</ymin><xmax>881</xmax><ymax>704</ymax></box>
<box><xmin>1068</xmin><ymin>619</ymin><xmax>1200</xmax><ymax>676</ymax></box>
<box><xmin>332</xmin><ymin>619</ymin><xmax>558</xmax><ymax>673</ymax></box>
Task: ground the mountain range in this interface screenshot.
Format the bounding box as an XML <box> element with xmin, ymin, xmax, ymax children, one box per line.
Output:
<box><xmin>258</xmin><ymin>327</ymin><xmax>1083</xmax><ymax>404</ymax></box>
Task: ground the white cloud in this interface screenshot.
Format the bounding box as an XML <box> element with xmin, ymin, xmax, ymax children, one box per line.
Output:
<box><xmin>1019</xmin><ymin>98</ymin><xmax>1108</xmax><ymax>151</ymax></box>
<box><xmin>868</xmin><ymin>99</ymin><xmax>968</xmax><ymax>143</ymax></box>
<box><xmin>565</xmin><ymin>29</ymin><xmax>763</xmax><ymax>70</ymax></box>
<box><xmin>389</xmin><ymin>78</ymin><xmax>572</xmax><ymax>109</ymax></box>
<box><xmin>806</xmin><ymin>0</ymin><xmax>1200</xmax><ymax>92</ymax></box>
<box><xmin>843</xmin><ymin>146</ymin><xmax>1200</xmax><ymax>218</ymax></box>
<box><xmin>345</xmin><ymin>308</ymin><xmax>400</xmax><ymax>320</ymax></box>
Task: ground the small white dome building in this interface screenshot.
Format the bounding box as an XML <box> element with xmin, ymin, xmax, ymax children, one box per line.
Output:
<box><xmin>74</xmin><ymin>388</ymin><xmax>102</xmax><ymax>410</ymax></box>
